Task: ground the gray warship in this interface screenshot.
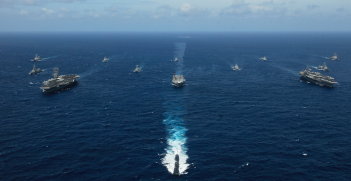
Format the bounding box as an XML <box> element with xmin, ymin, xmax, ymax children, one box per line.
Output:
<box><xmin>29</xmin><ymin>65</ymin><xmax>43</xmax><ymax>75</ymax></box>
<box><xmin>172</xmin><ymin>72</ymin><xmax>185</xmax><ymax>87</ymax></box>
<box><xmin>134</xmin><ymin>65</ymin><xmax>141</xmax><ymax>72</ymax></box>
<box><xmin>299</xmin><ymin>66</ymin><xmax>337</xmax><ymax>87</ymax></box>
<box><xmin>102</xmin><ymin>56</ymin><xmax>109</xmax><ymax>62</ymax></box>
<box><xmin>317</xmin><ymin>62</ymin><xmax>329</xmax><ymax>71</ymax></box>
<box><xmin>40</xmin><ymin>67</ymin><xmax>80</xmax><ymax>93</ymax></box>
<box><xmin>260</xmin><ymin>56</ymin><xmax>267</xmax><ymax>61</ymax></box>
<box><xmin>233</xmin><ymin>63</ymin><xmax>241</xmax><ymax>71</ymax></box>
<box><xmin>174</xmin><ymin>57</ymin><xmax>178</xmax><ymax>62</ymax></box>
<box><xmin>329</xmin><ymin>53</ymin><xmax>339</xmax><ymax>60</ymax></box>
<box><xmin>31</xmin><ymin>54</ymin><xmax>43</xmax><ymax>62</ymax></box>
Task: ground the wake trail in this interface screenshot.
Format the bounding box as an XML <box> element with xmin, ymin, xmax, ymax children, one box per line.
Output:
<box><xmin>79</xmin><ymin>63</ymin><xmax>107</xmax><ymax>79</ymax></box>
<box><xmin>174</xmin><ymin>42</ymin><xmax>186</xmax><ymax>74</ymax></box>
<box><xmin>161</xmin><ymin>42</ymin><xmax>189</xmax><ymax>176</ymax></box>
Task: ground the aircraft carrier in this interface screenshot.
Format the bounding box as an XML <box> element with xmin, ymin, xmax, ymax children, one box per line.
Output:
<box><xmin>172</xmin><ymin>72</ymin><xmax>185</xmax><ymax>87</ymax></box>
<box><xmin>40</xmin><ymin>67</ymin><xmax>80</xmax><ymax>93</ymax></box>
<box><xmin>299</xmin><ymin>66</ymin><xmax>337</xmax><ymax>87</ymax></box>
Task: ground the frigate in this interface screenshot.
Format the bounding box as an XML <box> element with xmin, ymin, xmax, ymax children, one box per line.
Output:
<box><xmin>173</xmin><ymin>154</ymin><xmax>180</xmax><ymax>176</ymax></box>
<box><xmin>40</xmin><ymin>67</ymin><xmax>80</xmax><ymax>93</ymax></box>
<box><xmin>31</xmin><ymin>54</ymin><xmax>43</xmax><ymax>62</ymax></box>
<box><xmin>260</xmin><ymin>56</ymin><xmax>267</xmax><ymax>61</ymax></box>
<box><xmin>102</xmin><ymin>56</ymin><xmax>109</xmax><ymax>62</ymax></box>
<box><xmin>172</xmin><ymin>72</ymin><xmax>185</xmax><ymax>87</ymax></box>
<box><xmin>134</xmin><ymin>65</ymin><xmax>141</xmax><ymax>72</ymax></box>
<box><xmin>329</xmin><ymin>53</ymin><xmax>339</xmax><ymax>60</ymax></box>
<box><xmin>174</xmin><ymin>57</ymin><xmax>178</xmax><ymax>62</ymax></box>
<box><xmin>233</xmin><ymin>63</ymin><xmax>241</xmax><ymax>71</ymax></box>
<box><xmin>29</xmin><ymin>65</ymin><xmax>43</xmax><ymax>75</ymax></box>
<box><xmin>317</xmin><ymin>62</ymin><xmax>329</xmax><ymax>71</ymax></box>
<box><xmin>299</xmin><ymin>66</ymin><xmax>337</xmax><ymax>87</ymax></box>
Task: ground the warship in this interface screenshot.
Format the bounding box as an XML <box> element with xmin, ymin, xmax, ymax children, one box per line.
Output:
<box><xmin>172</xmin><ymin>71</ymin><xmax>185</xmax><ymax>87</ymax></box>
<box><xmin>299</xmin><ymin>66</ymin><xmax>337</xmax><ymax>87</ymax></box>
<box><xmin>260</xmin><ymin>56</ymin><xmax>267</xmax><ymax>61</ymax></box>
<box><xmin>29</xmin><ymin>65</ymin><xmax>43</xmax><ymax>75</ymax></box>
<box><xmin>317</xmin><ymin>62</ymin><xmax>329</xmax><ymax>71</ymax></box>
<box><xmin>174</xmin><ymin>57</ymin><xmax>178</xmax><ymax>62</ymax></box>
<box><xmin>40</xmin><ymin>67</ymin><xmax>80</xmax><ymax>93</ymax></box>
<box><xmin>233</xmin><ymin>63</ymin><xmax>241</xmax><ymax>71</ymax></box>
<box><xmin>173</xmin><ymin>154</ymin><xmax>180</xmax><ymax>176</ymax></box>
<box><xmin>31</xmin><ymin>54</ymin><xmax>43</xmax><ymax>62</ymax></box>
<box><xmin>134</xmin><ymin>65</ymin><xmax>141</xmax><ymax>72</ymax></box>
<box><xmin>102</xmin><ymin>56</ymin><xmax>109</xmax><ymax>62</ymax></box>
<box><xmin>329</xmin><ymin>53</ymin><xmax>339</xmax><ymax>60</ymax></box>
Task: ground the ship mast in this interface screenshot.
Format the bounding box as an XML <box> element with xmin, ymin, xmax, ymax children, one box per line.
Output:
<box><xmin>53</xmin><ymin>67</ymin><xmax>59</xmax><ymax>78</ymax></box>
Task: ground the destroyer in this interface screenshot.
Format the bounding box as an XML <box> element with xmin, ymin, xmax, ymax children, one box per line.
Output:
<box><xmin>172</xmin><ymin>71</ymin><xmax>185</xmax><ymax>87</ymax></box>
<box><xmin>31</xmin><ymin>54</ymin><xmax>43</xmax><ymax>62</ymax></box>
<box><xmin>134</xmin><ymin>65</ymin><xmax>141</xmax><ymax>72</ymax></box>
<box><xmin>40</xmin><ymin>67</ymin><xmax>80</xmax><ymax>93</ymax></box>
<box><xmin>317</xmin><ymin>62</ymin><xmax>329</xmax><ymax>71</ymax></box>
<box><xmin>260</xmin><ymin>56</ymin><xmax>267</xmax><ymax>61</ymax></box>
<box><xmin>233</xmin><ymin>63</ymin><xmax>241</xmax><ymax>71</ymax></box>
<box><xmin>29</xmin><ymin>65</ymin><xmax>43</xmax><ymax>75</ymax></box>
<box><xmin>174</xmin><ymin>57</ymin><xmax>178</xmax><ymax>62</ymax></box>
<box><xmin>329</xmin><ymin>53</ymin><xmax>339</xmax><ymax>60</ymax></box>
<box><xmin>102</xmin><ymin>56</ymin><xmax>109</xmax><ymax>62</ymax></box>
<box><xmin>299</xmin><ymin>66</ymin><xmax>337</xmax><ymax>87</ymax></box>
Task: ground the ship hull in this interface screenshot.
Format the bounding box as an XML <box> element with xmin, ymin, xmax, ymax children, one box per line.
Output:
<box><xmin>300</xmin><ymin>76</ymin><xmax>334</xmax><ymax>87</ymax></box>
<box><xmin>41</xmin><ymin>80</ymin><xmax>78</xmax><ymax>93</ymax></box>
<box><xmin>172</xmin><ymin>82</ymin><xmax>185</xmax><ymax>87</ymax></box>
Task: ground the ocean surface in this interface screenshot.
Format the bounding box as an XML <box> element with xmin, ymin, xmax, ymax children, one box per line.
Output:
<box><xmin>1</xmin><ymin>32</ymin><xmax>351</xmax><ymax>180</ymax></box>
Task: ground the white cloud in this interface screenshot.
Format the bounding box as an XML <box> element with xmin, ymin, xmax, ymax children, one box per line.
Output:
<box><xmin>42</xmin><ymin>7</ymin><xmax>54</xmax><ymax>14</ymax></box>
<box><xmin>152</xmin><ymin>5</ymin><xmax>173</xmax><ymax>19</ymax></box>
<box><xmin>220</xmin><ymin>0</ymin><xmax>251</xmax><ymax>16</ymax></box>
<box><xmin>178</xmin><ymin>3</ymin><xmax>210</xmax><ymax>17</ymax></box>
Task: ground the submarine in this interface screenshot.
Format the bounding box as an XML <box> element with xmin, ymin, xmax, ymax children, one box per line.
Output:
<box><xmin>173</xmin><ymin>154</ymin><xmax>180</xmax><ymax>176</ymax></box>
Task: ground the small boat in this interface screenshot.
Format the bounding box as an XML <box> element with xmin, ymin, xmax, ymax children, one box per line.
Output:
<box><xmin>102</xmin><ymin>56</ymin><xmax>109</xmax><ymax>62</ymax></box>
<box><xmin>31</xmin><ymin>54</ymin><xmax>42</xmax><ymax>61</ymax></box>
<box><xmin>233</xmin><ymin>63</ymin><xmax>241</xmax><ymax>71</ymax></box>
<box><xmin>134</xmin><ymin>65</ymin><xmax>141</xmax><ymax>72</ymax></box>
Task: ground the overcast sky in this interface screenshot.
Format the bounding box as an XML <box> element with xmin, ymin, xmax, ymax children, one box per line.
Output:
<box><xmin>0</xmin><ymin>0</ymin><xmax>350</xmax><ymax>32</ymax></box>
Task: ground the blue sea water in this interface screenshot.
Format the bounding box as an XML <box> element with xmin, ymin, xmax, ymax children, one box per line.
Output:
<box><xmin>1</xmin><ymin>32</ymin><xmax>351</xmax><ymax>180</ymax></box>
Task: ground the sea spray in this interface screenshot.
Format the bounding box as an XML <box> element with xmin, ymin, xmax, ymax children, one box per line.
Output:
<box><xmin>161</xmin><ymin>115</ymin><xmax>189</xmax><ymax>175</ymax></box>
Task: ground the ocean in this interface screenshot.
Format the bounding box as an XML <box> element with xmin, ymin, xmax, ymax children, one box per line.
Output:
<box><xmin>1</xmin><ymin>32</ymin><xmax>351</xmax><ymax>180</ymax></box>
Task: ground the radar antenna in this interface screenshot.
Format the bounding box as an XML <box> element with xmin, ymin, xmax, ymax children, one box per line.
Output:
<box><xmin>53</xmin><ymin>67</ymin><xmax>59</xmax><ymax>78</ymax></box>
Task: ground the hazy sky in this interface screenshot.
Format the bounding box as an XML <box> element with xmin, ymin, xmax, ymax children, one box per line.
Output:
<box><xmin>0</xmin><ymin>0</ymin><xmax>350</xmax><ymax>32</ymax></box>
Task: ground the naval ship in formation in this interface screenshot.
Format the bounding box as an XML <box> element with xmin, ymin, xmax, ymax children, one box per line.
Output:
<box><xmin>299</xmin><ymin>66</ymin><xmax>337</xmax><ymax>87</ymax></box>
<box><xmin>260</xmin><ymin>56</ymin><xmax>267</xmax><ymax>61</ymax></box>
<box><xmin>172</xmin><ymin>72</ymin><xmax>185</xmax><ymax>87</ymax></box>
<box><xmin>40</xmin><ymin>67</ymin><xmax>80</xmax><ymax>93</ymax></box>
<box><xmin>102</xmin><ymin>56</ymin><xmax>109</xmax><ymax>62</ymax></box>
<box><xmin>134</xmin><ymin>65</ymin><xmax>141</xmax><ymax>72</ymax></box>
<box><xmin>31</xmin><ymin>54</ymin><xmax>43</xmax><ymax>62</ymax></box>
<box><xmin>29</xmin><ymin>65</ymin><xmax>43</xmax><ymax>75</ymax></box>
<box><xmin>329</xmin><ymin>53</ymin><xmax>339</xmax><ymax>60</ymax></box>
<box><xmin>317</xmin><ymin>62</ymin><xmax>329</xmax><ymax>71</ymax></box>
<box><xmin>233</xmin><ymin>63</ymin><xmax>241</xmax><ymax>71</ymax></box>
<box><xmin>174</xmin><ymin>57</ymin><xmax>178</xmax><ymax>62</ymax></box>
